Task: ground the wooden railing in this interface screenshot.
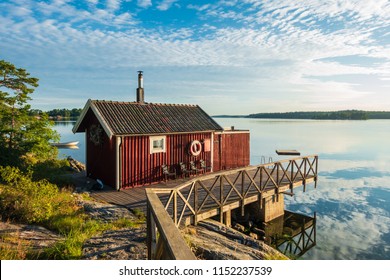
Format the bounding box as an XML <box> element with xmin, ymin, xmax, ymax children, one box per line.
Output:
<box><xmin>146</xmin><ymin>155</ymin><xmax>318</xmax><ymax>259</ymax></box>
<box><xmin>146</xmin><ymin>189</ymin><xmax>196</xmax><ymax>260</ymax></box>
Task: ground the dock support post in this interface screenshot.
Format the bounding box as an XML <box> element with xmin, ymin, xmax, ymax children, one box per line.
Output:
<box><xmin>259</xmin><ymin>194</ymin><xmax>285</xmax><ymax>222</ymax></box>
<box><xmin>224</xmin><ymin>210</ymin><xmax>231</xmax><ymax>227</ymax></box>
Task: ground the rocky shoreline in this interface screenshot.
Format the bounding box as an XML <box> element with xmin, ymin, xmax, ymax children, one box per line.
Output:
<box><xmin>1</xmin><ymin>195</ymin><xmax>287</xmax><ymax>260</ymax></box>
<box><xmin>1</xmin><ymin>163</ymin><xmax>287</xmax><ymax>260</ymax></box>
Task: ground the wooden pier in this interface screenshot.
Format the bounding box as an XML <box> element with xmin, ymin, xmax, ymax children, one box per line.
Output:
<box><xmin>148</xmin><ymin>155</ymin><xmax>318</xmax><ymax>227</ymax></box>
<box><xmin>145</xmin><ymin>155</ymin><xmax>318</xmax><ymax>259</ymax></box>
<box><xmin>91</xmin><ymin>155</ymin><xmax>318</xmax><ymax>259</ymax></box>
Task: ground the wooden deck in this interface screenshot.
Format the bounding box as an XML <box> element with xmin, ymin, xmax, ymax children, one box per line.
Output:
<box><xmin>90</xmin><ymin>179</ymin><xmax>189</xmax><ymax>214</ymax></box>
<box><xmin>91</xmin><ymin>155</ymin><xmax>318</xmax><ymax>225</ymax></box>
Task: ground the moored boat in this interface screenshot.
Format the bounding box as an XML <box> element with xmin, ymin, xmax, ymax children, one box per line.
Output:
<box><xmin>51</xmin><ymin>141</ymin><xmax>79</xmax><ymax>147</ymax></box>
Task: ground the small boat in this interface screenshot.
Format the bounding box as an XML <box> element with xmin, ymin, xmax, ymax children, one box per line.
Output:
<box><xmin>51</xmin><ymin>141</ymin><xmax>79</xmax><ymax>147</ymax></box>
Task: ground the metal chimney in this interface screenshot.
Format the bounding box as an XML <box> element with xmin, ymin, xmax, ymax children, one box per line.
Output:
<box><xmin>136</xmin><ymin>71</ymin><xmax>144</xmax><ymax>103</ymax></box>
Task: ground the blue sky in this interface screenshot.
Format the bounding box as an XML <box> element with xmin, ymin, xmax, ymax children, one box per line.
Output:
<box><xmin>1</xmin><ymin>0</ymin><xmax>389</xmax><ymax>114</ymax></box>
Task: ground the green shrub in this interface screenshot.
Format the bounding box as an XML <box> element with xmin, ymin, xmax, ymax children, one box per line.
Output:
<box><xmin>0</xmin><ymin>165</ymin><xmax>141</xmax><ymax>260</ymax></box>
<box><xmin>0</xmin><ymin>166</ymin><xmax>76</xmax><ymax>224</ymax></box>
<box><xmin>30</xmin><ymin>159</ymin><xmax>73</xmax><ymax>188</ymax></box>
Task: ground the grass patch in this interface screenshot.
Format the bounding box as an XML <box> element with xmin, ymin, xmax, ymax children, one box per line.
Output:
<box><xmin>41</xmin><ymin>217</ymin><xmax>139</xmax><ymax>260</ymax></box>
<box><xmin>0</xmin><ymin>233</ymin><xmax>30</xmax><ymax>260</ymax></box>
<box><xmin>0</xmin><ymin>165</ymin><xmax>143</xmax><ymax>260</ymax></box>
<box><xmin>131</xmin><ymin>208</ymin><xmax>146</xmax><ymax>222</ymax></box>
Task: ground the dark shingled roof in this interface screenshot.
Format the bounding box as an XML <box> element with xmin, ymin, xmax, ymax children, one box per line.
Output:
<box><xmin>73</xmin><ymin>99</ymin><xmax>223</xmax><ymax>137</ymax></box>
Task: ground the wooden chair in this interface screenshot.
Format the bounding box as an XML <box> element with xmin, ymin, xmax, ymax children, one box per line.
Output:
<box><xmin>190</xmin><ymin>161</ymin><xmax>202</xmax><ymax>175</ymax></box>
<box><xmin>179</xmin><ymin>162</ymin><xmax>193</xmax><ymax>178</ymax></box>
<box><xmin>162</xmin><ymin>164</ymin><xmax>176</xmax><ymax>182</ymax></box>
<box><xmin>199</xmin><ymin>159</ymin><xmax>212</xmax><ymax>173</ymax></box>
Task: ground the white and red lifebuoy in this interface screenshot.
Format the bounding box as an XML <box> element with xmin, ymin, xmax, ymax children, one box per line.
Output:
<box><xmin>189</xmin><ymin>140</ymin><xmax>202</xmax><ymax>156</ymax></box>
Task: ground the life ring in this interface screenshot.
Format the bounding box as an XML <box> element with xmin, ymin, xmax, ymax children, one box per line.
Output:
<box><xmin>190</xmin><ymin>140</ymin><xmax>202</xmax><ymax>156</ymax></box>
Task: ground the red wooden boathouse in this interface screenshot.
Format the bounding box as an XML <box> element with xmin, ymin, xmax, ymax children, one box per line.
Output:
<box><xmin>73</xmin><ymin>72</ymin><xmax>250</xmax><ymax>189</ymax></box>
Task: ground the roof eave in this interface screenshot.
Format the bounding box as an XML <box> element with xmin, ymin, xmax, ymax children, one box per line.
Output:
<box><xmin>72</xmin><ymin>99</ymin><xmax>92</xmax><ymax>134</ymax></box>
<box><xmin>114</xmin><ymin>130</ymin><xmax>222</xmax><ymax>137</ymax></box>
<box><xmin>72</xmin><ymin>99</ymin><xmax>115</xmax><ymax>138</ymax></box>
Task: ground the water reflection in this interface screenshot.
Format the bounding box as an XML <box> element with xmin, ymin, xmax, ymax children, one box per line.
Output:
<box><xmin>263</xmin><ymin>210</ymin><xmax>316</xmax><ymax>259</ymax></box>
<box><xmin>215</xmin><ymin>118</ymin><xmax>390</xmax><ymax>260</ymax></box>
<box><xmin>54</xmin><ymin>121</ymin><xmax>85</xmax><ymax>163</ymax></box>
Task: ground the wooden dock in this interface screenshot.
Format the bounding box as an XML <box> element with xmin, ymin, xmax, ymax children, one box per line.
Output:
<box><xmin>145</xmin><ymin>155</ymin><xmax>318</xmax><ymax>259</ymax></box>
<box><xmin>91</xmin><ymin>155</ymin><xmax>318</xmax><ymax>225</ymax></box>
<box><xmin>90</xmin><ymin>179</ymin><xmax>185</xmax><ymax>214</ymax></box>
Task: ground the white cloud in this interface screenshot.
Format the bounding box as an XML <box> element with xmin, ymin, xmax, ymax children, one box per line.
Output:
<box><xmin>106</xmin><ymin>0</ymin><xmax>121</xmax><ymax>11</ymax></box>
<box><xmin>1</xmin><ymin>0</ymin><xmax>389</xmax><ymax>112</ymax></box>
<box><xmin>157</xmin><ymin>0</ymin><xmax>178</xmax><ymax>11</ymax></box>
<box><xmin>187</xmin><ymin>4</ymin><xmax>210</xmax><ymax>12</ymax></box>
<box><xmin>137</xmin><ymin>0</ymin><xmax>152</xmax><ymax>9</ymax></box>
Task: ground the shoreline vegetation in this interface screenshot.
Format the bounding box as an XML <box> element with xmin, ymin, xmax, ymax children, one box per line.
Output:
<box><xmin>34</xmin><ymin>108</ymin><xmax>390</xmax><ymax>122</ymax></box>
<box><xmin>214</xmin><ymin>110</ymin><xmax>390</xmax><ymax>120</ymax></box>
<box><xmin>30</xmin><ymin>108</ymin><xmax>82</xmax><ymax>121</ymax></box>
<box><xmin>1</xmin><ymin>59</ymin><xmax>141</xmax><ymax>260</ymax></box>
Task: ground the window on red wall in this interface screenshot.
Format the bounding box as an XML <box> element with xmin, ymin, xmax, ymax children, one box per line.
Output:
<box><xmin>150</xmin><ymin>135</ymin><xmax>166</xmax><ymax>154</ymax></box>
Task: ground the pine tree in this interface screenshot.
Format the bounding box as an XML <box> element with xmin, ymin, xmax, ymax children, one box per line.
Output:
<box><xmin>0</xmin><ymin>59</ymin><xmax>59</xmax><ymax>166</ymax></box>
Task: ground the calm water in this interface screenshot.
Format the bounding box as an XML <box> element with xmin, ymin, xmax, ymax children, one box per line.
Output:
<box><xmin>55</xmin><ymin>119</ymin><xmax>390</xmax><ymax>260</ymax></box>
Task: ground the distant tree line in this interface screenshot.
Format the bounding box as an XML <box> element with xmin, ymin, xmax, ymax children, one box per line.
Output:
<box><xmin>215</xmin><ymin>110</ymin><xmax>390</xmax><ymax>120</ymax></box>
<box><xmin>29</xmin><ymin>108</ymin><xmax>82</xmax><ymax>120</ymax></box>
<box><xmin>248</xmin><ymin>110</ymin><xmax>371</xmax><ymax>120</ymax></box>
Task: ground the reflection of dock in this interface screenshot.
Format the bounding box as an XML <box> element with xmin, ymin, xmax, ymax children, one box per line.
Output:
<box><xmin>264</xmin><ymin>210</ymin><xmax>316</xmax><ymax>258</ymax></box>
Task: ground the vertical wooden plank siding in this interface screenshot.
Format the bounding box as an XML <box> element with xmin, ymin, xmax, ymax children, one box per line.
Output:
<box><xmin>84</xmin><ymin>110</ymin><xmax>116</xmax><ymax>187</ymax></box>
<box><xmin>121</xmin><ymin>132</ymin><xmax>212</xmax><ymax>188</ymax></box>
<box><xmin>213</xmin><ymin>131</ymin><xmax>250</xmax><ymax>172</ymax></box>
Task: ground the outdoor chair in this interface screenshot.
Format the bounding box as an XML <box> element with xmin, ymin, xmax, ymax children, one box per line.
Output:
<box><xmin>199</xmin><ymin>159</ymin><xmax>212</xmax><ymax>173</ymax></box>
<box><xmin>162</xmin><ymin>164</ymin><xmax>176</xmax><ymax>182</ymax></box>
<box><xmin>179</xmin><ymin>162</ymin><xmax>194</xmax><ymax>178</ymax></box>
<box><xmin>190</xmin><ymin>161</ymin><xmax>202</xmax><ymax>175</ymax></box>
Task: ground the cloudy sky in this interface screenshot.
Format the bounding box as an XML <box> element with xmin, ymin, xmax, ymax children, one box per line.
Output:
<box><xmin>1</xmin><ymin>0</ymin><xmax>389</xmax><ymax>114</ymax></box>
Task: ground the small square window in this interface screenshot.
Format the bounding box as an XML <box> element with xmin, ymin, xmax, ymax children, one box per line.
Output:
<box><xmin>150</xmin><ymin>136</ymin><xmax>166</xmax><ymax>154</ymax></box>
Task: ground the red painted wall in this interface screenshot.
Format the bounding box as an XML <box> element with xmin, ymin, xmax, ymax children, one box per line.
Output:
<box><xmin>120</xmin><ymin>132</ymin><xmax>212</xmax><ymax>188</ymax></box>
<box><xmin>213</xmin><ymin>131</ymin><xmax>250</xmax><ymax>171</ymax></box>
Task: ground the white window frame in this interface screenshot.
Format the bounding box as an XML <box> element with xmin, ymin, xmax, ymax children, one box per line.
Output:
<box><xmin>150</xmin><ymin>135</ymin><xmax>166</xmax><ymax>154</ymax></box>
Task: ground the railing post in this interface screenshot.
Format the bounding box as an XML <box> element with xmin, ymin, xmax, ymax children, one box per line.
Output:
<box><xmin>290</xmin><ymin>160</ymin><xmax>294</xmax><ymax>193</ymax></box>
<box><xmin>147</xmin><ymin>201</ymin><xmax>157</xmax><ymax>260</ymax></box>
<box><xmin>220</xmin><ymin>176</ymin><xmax>224</xmax><ymax>223</ymax></box>
<box><xmin>241</xmin><ymin>171</ymin><xmax>245</xmax><ymax>215</ymax></box>
<box><xmin>259</xmin><ymin>166</ymin><xmax>263</xmax><ymax>191</ymax></box>
<box><xmin>173</xmin><ymin>190</ymin><xmax>178</xmax><ymax>226</ymax></box>
<box><xmin>314</xmin><ymin>156</ymin><xmax>318</xmax><ymax>188</ymax></box>
<box><xmin>194</xmin><ymin>182</ymin><xmax>198</xmax><ymax>225</ymax></box>
<box><xmin>303</xmin><ymin>158</ymin><xmax>307</xmax><ymax>192</ymax></box>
